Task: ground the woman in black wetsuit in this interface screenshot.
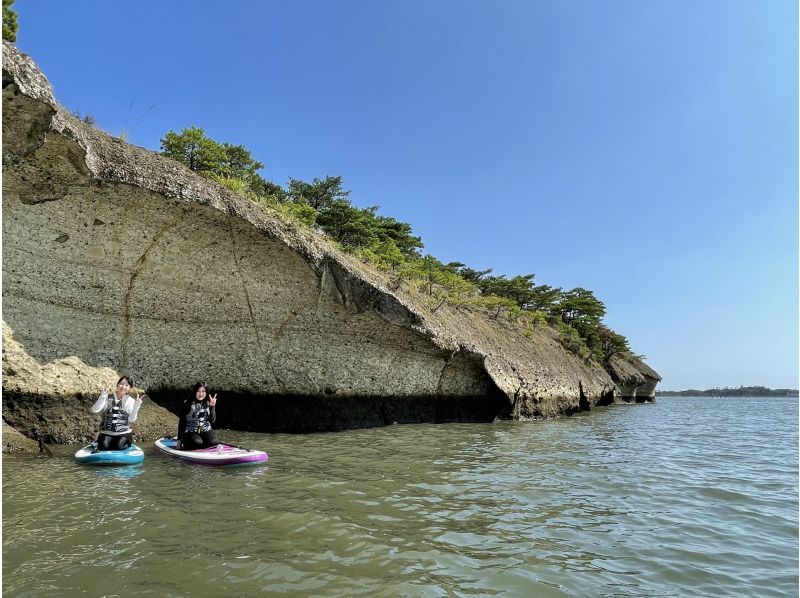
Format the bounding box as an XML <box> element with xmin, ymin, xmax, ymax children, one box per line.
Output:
<box><xmin>177</xmin><ymin>382</ymin><xmax>219</xmax><ymax>450</ymax></box>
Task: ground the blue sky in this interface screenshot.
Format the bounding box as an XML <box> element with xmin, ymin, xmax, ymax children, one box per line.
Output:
<box><xmin>11</xmin><ymin>0</ymin><xmax>798</xmax><ymax>390</ymax></box>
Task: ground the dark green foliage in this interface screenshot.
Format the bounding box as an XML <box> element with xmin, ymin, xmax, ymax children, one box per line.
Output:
<box><xmin>161</xmin><ymin>127</ymin><xmax>225</xmax><ymax>173</ymax></box>
<box><xmin>3</xmin><ymin>0</ymin><xmax>17</xmax><ymax>42</ymax></box>
<box><xmin>477</xmin><ymin>274</ymin><xmax>537</xmax><ymax>308</ymax></box>
<box><xmin>448</xmin><ymin>263</ymin><xmax>493</xmax><ymax>284</ymax></box>
<box><xmin>316</xmin><ymin>201</ymin><xmax>380</xmax><ymax>247</ymax></box>
<box><xmin>287</xmin><ymin>176</ymin><xmax>349</xmax><ymax>211</ymax></box>
<box><xmin>160</xmin><ymin>127</ymin><xmax>279</xmax><ymax>198</ymax></box>
<box><xmin>250</xmin><ymin>177</ymin><xmax>287</xmax><ymax>201</ymax></box>
<box><xmin>527</xmin><ymin>284</ymin><xmax>562</xmax><ymax>312</ymax></box>
<box><xmin>554</xmin><ymin>287</ymin><xmax>605</xmax><ymax>329</ymax></box>
<box><xmin>475</xmin><ymin>274</ymin><xmax>562</xmax><ymax>313</ymax></box>
<box><xmin>218</xmin><ymin>142</ymin><xmax>266</xmax><ymax>189</ymax></box>
<box><xmin>549</xmin><ymin>288</ymin><xmax>611</xmax><ymax>361</ymax></box>
<box><xmin>373</xmin><ymin>215</ymin><xmax>423</xmax><ymax>256</ymax></box>
<box><xmin>597</xmin><ymin>324</ymin><xmax>630</xmax><ymax>362</ymax></box>
<box><xmin>285</xmin><ymin>177</ymin><xmax>423</xmax><ymax>258</ymax></box>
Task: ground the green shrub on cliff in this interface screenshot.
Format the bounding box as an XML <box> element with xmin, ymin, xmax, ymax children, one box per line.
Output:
<box><xmin>555</xmin><ymin>321</ymin><xmax>592</xmax><ymax>360</ymax></box>
<box><xmin>210</xmin><ymin>174</ymin><xmax>252</xmax><ymax>196</ymax></box>
<box><xmin>161</xmin><ymin>127</ymin><xmax>278</xmax><ymax>199</ymax></box>
<box><xmin>287</xmin><ymin>176</ymin><xmax>349</xmax><ymax>210</ymax></box>
<box><xmin>477</xmin><ymin>274</ymin><xmax>537</xmax><ymax>307</ymax></box>
<box><xmin>474</xmin><ymin>294</ymin><xmax>517</xmax><ymax>320</ymax></box>
<box><xmin>316</xmin><ymin>200</ymin><xmax>382</xmax><ymax>247</ymax></box>
<box><xmin>3</xmin><ymin>0</ymin><xmax>17</xmax><ymax>42</ymax></box>
<box><xmin>253</xmin><ymin>194</ymin><xmax>318</xmax><ymax>228</ymax></box>
<box><xmin>554</xmin><ymin>287</ymin><xmax>605</xmax><ymax>329</ymax></box>
<box><xmin>598</xmin><ymin>324</ymin><xmax>631</xmax><ymax>362</ymax></box>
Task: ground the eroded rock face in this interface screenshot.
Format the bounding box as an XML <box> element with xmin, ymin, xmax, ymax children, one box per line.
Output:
<box><xmin>2</xmin><ymin>41</ymin><xmax>659</xmax><ymax>441</ymax></box>
<box><xmin>2</xmin><ymin>322</ymin><xmax>179</xmax><ymax>444</ymax></box>
<box><xmin>3</xmin><ymin>420</ymin><xmax>39</xmax><ymax>452</ymax></box>
<box><xmin>606</xmin><ymin>355</ymin><xmax>662</xmax><ymax>403</ymax></box>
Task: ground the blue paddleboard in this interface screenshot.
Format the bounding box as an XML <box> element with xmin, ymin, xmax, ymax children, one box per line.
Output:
<box><xmin>74</xmin><ymin>443</ymin><xmax>144</xmax><ymax>466</ymax></box>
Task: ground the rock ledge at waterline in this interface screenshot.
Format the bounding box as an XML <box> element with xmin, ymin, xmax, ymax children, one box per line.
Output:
<box><xmin>2</xmin><ymin>41</ymin><xmax>661</xmax><ymax>447</ymax></box>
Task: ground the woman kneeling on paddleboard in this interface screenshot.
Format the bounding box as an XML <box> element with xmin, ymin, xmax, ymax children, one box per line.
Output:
<box><xmin>178</xmin><ymin>382</ymin><xmax>219</xmax><ymax>450</ymax></box>
<box><xmin>92</xmin><ymin>376</ymin><xmax>143</xmax><ymax>451</ymax></box>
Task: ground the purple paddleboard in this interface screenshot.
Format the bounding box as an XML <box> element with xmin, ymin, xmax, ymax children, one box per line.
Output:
<box><xmin>155</xmin><ymin>437</ymin><xmax>268</xmax><ymax>466</ymax></box>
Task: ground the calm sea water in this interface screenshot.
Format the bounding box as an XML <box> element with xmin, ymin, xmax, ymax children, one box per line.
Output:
<box><xmin>3</xmin><ymin>397</ymin><xmax>798</xmax><ymax>597</ymax></box>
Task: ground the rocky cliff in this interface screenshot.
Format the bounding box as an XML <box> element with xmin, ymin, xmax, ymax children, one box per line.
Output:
<box><xmin>2</xmin><ymin>42</ymin><xmax>660</xmax><ymax>446</ymax></box>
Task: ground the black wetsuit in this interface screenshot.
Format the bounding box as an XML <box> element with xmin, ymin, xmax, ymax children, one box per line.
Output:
<box><xmin>178</xmin><ymin>399</ymin><xmax>218</xmax><ymax>450</ymax></box>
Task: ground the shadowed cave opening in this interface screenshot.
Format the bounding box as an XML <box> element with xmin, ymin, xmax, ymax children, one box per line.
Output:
<box><xmin>596</xmin><ymin>388</ymin><xmax>615</xmax><ymax>407</ymax></box>
<box><xmin>578</xmin><ymin>384</ymin><xmax>591</xmax><ymax>412</ymax></box>
<box><xmin>149</xmin><ymin>386</ymin><xmax>513</xmax><ymax>434</ymax></box>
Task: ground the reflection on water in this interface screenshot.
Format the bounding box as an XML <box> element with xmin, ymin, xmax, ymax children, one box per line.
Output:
<box><xmin>88</xmin><ymin>464</ymin><xmax>145</xmax><ymax>480</ymax></box>
<box><xmin>4</xmin><ymin>397</ymin><xmax>798</xmax><ymax>596</ymax></box>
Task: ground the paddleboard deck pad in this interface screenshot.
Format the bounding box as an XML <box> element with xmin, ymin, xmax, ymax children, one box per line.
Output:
<box><xmin>74</xmin><ymin>444</ymin><xmax>144</xmax><ymax>466</ymax></box>
<box><xmin>155</xmin><ymin>437</ymin><xmax>268</xmax><ymax>466</ymax></box>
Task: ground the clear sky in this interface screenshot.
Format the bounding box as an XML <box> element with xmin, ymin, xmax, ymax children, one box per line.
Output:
<box><xmin>10</xmin><ymin>0</ymin><xmax>798</xmax><ymax>390</ymax></box>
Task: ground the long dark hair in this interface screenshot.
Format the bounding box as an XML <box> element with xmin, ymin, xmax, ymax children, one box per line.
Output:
<box><xmin>192</xmin><ymin>382</ymin><xmax>211</xmax><ymax>405</ymax></box>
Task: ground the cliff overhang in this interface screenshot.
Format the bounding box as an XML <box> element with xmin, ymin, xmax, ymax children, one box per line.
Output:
<box><xmin>2</xmin><ymin>41</ymin><xmax>659</xmax><ymax>444</ymax></box>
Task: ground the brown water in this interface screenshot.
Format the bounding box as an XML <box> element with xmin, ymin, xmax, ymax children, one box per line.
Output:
<box><xmin>3</xmin><ymin>397</ymin><xmax>798</xmax><ymax>596</ymax></box>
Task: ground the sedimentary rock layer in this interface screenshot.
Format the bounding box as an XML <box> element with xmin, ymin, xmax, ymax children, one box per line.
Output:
<box><xmin>2</xmin><ymin>42</ymin><xmax>659</xmax><ymax>442</ymax></box>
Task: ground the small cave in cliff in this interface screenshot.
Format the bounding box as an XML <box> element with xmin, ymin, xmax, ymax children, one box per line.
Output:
<box><xmin>148</xmin><ymin>387</ymin><xmax>513</xmax><ymax>433</ymax></box>
<box><xmin>596</xmin><ymin>388</ymin><xmax>615</xmax><ymax>407</ymax></box>
<box><xmin>578</xmin><ymin>386</ymin><xmax>590</xmax><ymax>411</ymax></box>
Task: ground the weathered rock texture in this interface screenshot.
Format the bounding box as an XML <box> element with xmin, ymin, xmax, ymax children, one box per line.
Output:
<box><xmin>3</xmin><ymin>420</ymin><xmax>39</xmax><ymax>452</ymax></box>
<box><xmin>606</xmin><ymin>355</ymin><xmax>661</xmax><ymax>404</ymax></box>
<box><xmin>2</xmin><ymin>321</ymin><xmax>177</xmax><ymax>447</ymax></box>
<box><xmin>2</xmin><ymin>42</ymin><xmax>659</xmax><ymax>443</ymax></box>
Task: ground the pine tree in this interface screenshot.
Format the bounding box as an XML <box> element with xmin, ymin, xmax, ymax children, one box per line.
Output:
<box><xmin>3</xmin><ymin>0</ymin><xmax>18</xmax><ymax>42</ymax></box>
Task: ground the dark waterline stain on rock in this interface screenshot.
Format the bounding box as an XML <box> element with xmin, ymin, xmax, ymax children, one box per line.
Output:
<box><xmin>148</xmin><ymin>388</ymin><xmax>512</xmax><ymax>433</ymax></box>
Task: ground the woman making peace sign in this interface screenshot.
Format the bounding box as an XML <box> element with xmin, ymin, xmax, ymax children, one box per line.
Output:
<box><xmin>177</xmin><ymin>382</ymin><xmax>219</xmax><ymax>450</ymax></box>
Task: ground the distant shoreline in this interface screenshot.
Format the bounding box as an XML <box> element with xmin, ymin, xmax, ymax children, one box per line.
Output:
<box><xmin>657</xmin><ymin>387</ymin><xmax>798</xmax><ymax>398</ymax></box>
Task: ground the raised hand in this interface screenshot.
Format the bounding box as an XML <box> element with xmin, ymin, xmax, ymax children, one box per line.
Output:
<box><xmin>209</xmin><ymin>393</ymin><xmax>218</xmax><ymax>407</ymax></box>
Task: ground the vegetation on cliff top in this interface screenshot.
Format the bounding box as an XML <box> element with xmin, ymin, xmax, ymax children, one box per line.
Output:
<box><xmin>160</xmin><ymin>126</ymin><xmax>635</xmax><ymax>365</ymax></box>
<box><xmin>3</xmin><ymin>0</ymin><xmax>18</xmax><ymax>42</ymax></box>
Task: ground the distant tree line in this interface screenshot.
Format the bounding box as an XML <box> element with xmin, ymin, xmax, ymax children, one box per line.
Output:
<box><xmin>657</xmin><ymin>387</ymin><xmax>799</xmax><ymax>398</ymax></box>
<box><xmin>161</xmin><ymin>126</ymin><xmax>635</xmax><ymax>364</ymax></box>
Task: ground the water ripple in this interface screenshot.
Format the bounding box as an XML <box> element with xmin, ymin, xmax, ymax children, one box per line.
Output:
<box><xmin>4</xmin><ymin>397</ymin><xmax>798</xmax><ymax>596</ymax></box>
